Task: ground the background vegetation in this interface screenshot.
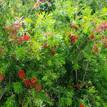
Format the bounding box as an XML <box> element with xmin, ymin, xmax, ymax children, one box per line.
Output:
<box><xmin>0</xmin><ymin>0</ymin><xmax>107</xmax><ymax>107</ymax></box>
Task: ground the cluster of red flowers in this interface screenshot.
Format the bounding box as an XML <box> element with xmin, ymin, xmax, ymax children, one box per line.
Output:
<box><xmin>80</xmin><ymin>103</ymin><xmax>85</xmax><ymax>107</ymax></box>
<box><xmin>0</xmin><ymin>73</ymin><xmax>5</xmax><ymax>82</ymax></box>
<box><xmin>17</xmin><ymin>33</ymin><xmax>30</xmax><ymax>44</ymax></box>
<box><xmin>89</xmin><ymin>22</ymin><xmax>107</xmax><ymax>52</ymax></box>
<box><xmin>69</xmin><ymin>34</ymin><xmax>78</xmax><ymax>44</ymax></box>
<box><xmin>95</xmin><ymin>22</ymin><xmax>107</xmax><ymax>32</ymax></box>
<box><xmin>18</xmin><ymin>69</ymin><xmax>42</xmax><ymax>92</ymax></box>
<box><xmin>18</xmin><ymin>69</ymin><xmax>26</xmax><ymax>80</ymax></box>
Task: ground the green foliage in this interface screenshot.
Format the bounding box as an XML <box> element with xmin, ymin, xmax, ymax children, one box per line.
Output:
<box><xmin>3</xmin><ymin>95</ymin><xmax>16</xmax><ymax>107</ymax></box>
<box><xmin>0</xmin><ymin>0</ymin><xmax>107</xmax><ymax>107</ymax></box>
<box><xmin>13</xmin><ymin>82</ymin><xmax>23</xmax><ymax>94</ymax></box>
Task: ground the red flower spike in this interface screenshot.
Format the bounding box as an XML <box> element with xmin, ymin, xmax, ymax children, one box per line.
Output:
<box><xmin>17</xmin><ymin>34</ymin><xmax>30</xmax><ymax>44</ymax></box>
<box><xmin>80</xmin><ymin>103</ymin><xmax>85</xmax><ymax>107</ymax></box>
<box><xmin>18</xmin><ymin>69</ymin><xmax>26</xmax><ymax>80</ymax></box>
<box><xmin>95</xmin><ymin>22</ymin><xmax>107</xmax><ymax>32</ymax></box>
<box><xmin>24</xmin><ymin>79</ymin><xmax>31</xmax><ymax>88</ymax></box>
<box><xmin>22</xmin><ymin>34</ymin><xmax>30</xmax><ymax>41</ymax></box>
<box><xmin>0</xmin><ymin>74</ymin><xmax>4</xmax><ymax>81</ymax></box>
<box><xmin>70</xmin><ymin>34</ymin><xmax>78</xmax><ymax>44</ymax></box>
<box><xmin>31</xmin><ymin>77</ymin><xmax>38</xmax><ymax>87</ymax></box>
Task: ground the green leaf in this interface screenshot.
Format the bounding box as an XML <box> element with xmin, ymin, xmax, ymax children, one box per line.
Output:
<box><xmin>13</xmin><ymin>82</ymin><xmax>23</xmax><ymax>94</ymax></box>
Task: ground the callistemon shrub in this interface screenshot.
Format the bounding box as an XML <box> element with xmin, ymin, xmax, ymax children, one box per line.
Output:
<box><xmin>0</xmin><ymin>0</ymin><xmax>107</xmax><ymax>107</ymax></box>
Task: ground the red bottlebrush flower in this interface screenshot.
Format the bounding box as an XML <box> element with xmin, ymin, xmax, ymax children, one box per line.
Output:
<box><xmin>22</xmin><ymin>34</ymin><xmax>30</xmax><ymax>41</ymax></box>
<box><xmin>18</xmin><ymin>70</ymin><xmax>26</xmax><ymax>80</ymax></box>
<box><xmin>35</xmin><ymin>83</ymin><xmax>42</xmax><ymax>92</ymax></box>
<box><xmin>31</xmin><ymin>77</ymin><xmax>38</xmax><ymax>87</ymax></box>
<box><xmin>24</xmin><ymin>79</ymin><xmax>31</xmax><ymax>88</ymax></box>
<box><xmin>0</xmin><ymin>74</ymin><xmax>4</xmax><ymax>81</ymax></box>
<box><xmin>95</xmin><ymin>22</ymin><xmax>107</xmax><ymax>32</ymax></box>
<box><xmin>89</xmin><ymin>33</ymin><xmax>95</xmax><ymax>40</ymax></box>
<box><xmin>17</xmin><ymin>34</ymin><xmax>30</xmax><ymax>44</ymax></box>
<box><xmin>70</xmin><ymin>34</ymin><xmax>78</xmax><ymax>44</ymax></box>
<box><xmin>80</xmin><ymin>103</ymin><xmax>85</xmax><ymax>107</ymax></box>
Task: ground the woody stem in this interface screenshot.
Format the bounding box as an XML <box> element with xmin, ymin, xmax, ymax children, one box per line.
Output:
<box><xmin>82</xmin><ymin>63</ymin><xmax>88</xmax><ymax>82</ymax></box>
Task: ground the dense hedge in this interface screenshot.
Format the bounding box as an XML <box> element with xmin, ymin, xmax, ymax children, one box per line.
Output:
<box><xmin>0</xmin><ymin>0</ymin><xmax>107</xmax><ymax>107</ymax></box>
